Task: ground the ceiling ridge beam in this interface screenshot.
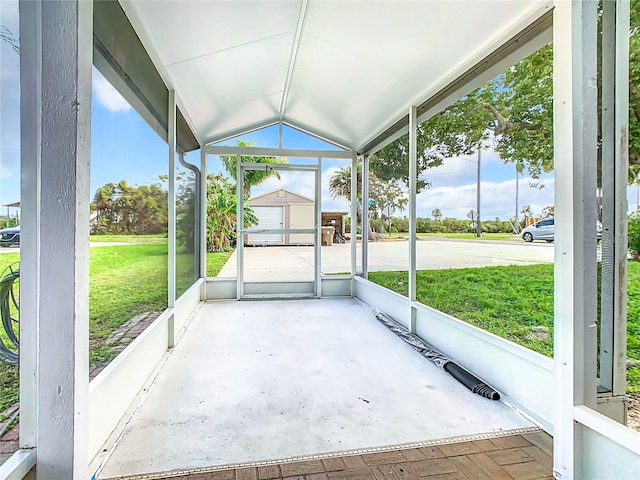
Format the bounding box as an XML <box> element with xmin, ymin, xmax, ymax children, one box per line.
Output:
<box><xmin>278</xmin><ymin>0</ymin><xmax>309</xmax><ymax>119</ymax></box>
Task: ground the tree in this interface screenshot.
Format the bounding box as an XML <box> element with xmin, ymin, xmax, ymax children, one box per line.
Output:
<box><xmin>432</xmin><ymin>208</ymin><xmax>442</xmax><ymax>221</ymax></box>
<box><xmin>220</xmin><ymin>140</ymin><xmax>287</xmax><ymax>197</ymax></box>
<box><xmin>541</xmin><ymin>206</ymin><xmax>554</xmax><ymax>218</ymax></box>
<box><xmin>91</xmin><ymin>180</ymin><xmax>168</xmax><ymax>234</ymax></box>
<box><xmin>0</xmin><ymin>26</ymin><xmax>19</xmax><ymax>53</ymax></box>
<box><xmin>371</xmin><ymin>2</ymin><xmax>640</xmax><ymax>186</ymax></box>
<box><xmin>206</xmin><ymin>174</ymin><xmax>258</xmax><ymax>252</ymax></box>
<box><xmin>328</xmin><ymin>164</ymin><xmax>397</xmax><ymax>241</ymax></box>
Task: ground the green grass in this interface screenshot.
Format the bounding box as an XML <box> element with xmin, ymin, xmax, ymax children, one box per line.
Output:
<box><xmin>207</xmin><ymin>250</ymin><xmax>233</xmax><ymax>277</ymax></box>
<box><xmin>370</xmin><ymin>264</ymin><xmax>556</xmax><ymax>356</ymax></box>
<box><xmin>89</xmin><ymin>243</ymin><xmax>169</xmax><ymax>347</ymax></box>
<box><xmin>0</xmin><ymin>245</ymin><xmax>233</xmax><ymax>412</ymax></box>
<box><xmin>369</xmin><ymin>262</ymin><xmax>640</xmax><ymax>393</ymax></box>
<box><xmin>90</xmin><ymin>234</ymin><xmax>167</xmax><ymax>243</ymax></box>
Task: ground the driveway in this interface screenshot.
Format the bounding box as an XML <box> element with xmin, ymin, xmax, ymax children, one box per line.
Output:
<box><xmin>218</xmin><ymin>239</ymin><xmax>556</xmax><ymax>282</ymax></box>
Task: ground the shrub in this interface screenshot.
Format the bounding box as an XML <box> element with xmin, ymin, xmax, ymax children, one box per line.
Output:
<box><xmin>629</xmin><ymin>213</ymin><xmax>640</xmax><ymax>260</ymax></box>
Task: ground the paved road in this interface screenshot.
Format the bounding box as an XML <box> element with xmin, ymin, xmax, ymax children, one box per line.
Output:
<box><xmin>218</xmin><ymin>239</ymin><xmax>556</xmax><ymax>282</ymax></box>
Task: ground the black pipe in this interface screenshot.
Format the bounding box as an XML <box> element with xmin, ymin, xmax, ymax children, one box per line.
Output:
<box><xmin>374</xmin><ymin>311</ymin><xmax>500</xmax><ymax>401</ymax></box>
<box><xmin>443</xmin><ymin>361</ymin><xmax>500</xmax><ymax>400</ymax></box>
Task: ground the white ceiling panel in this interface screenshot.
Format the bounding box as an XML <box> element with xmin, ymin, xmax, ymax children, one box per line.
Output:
<box><xmin>166</xmin><ymin>34</ymin><xmax>292</xmax><ymax>120</ymax></box>
<box><xmin>124</xmin><ymin>0</ymin><xmax>301</xmax><ymax>67</ymax></box>
<box><xmin>122</xmin><ymin>0</ymin><xmax>550</xmax><ymax>150</ymax></box>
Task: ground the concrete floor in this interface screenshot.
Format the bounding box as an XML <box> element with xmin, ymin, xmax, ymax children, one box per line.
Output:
<box><xmin>98</xmin><ymin>298</ymin><xmax>533</xmax><ymax>479</ymax></box>
<box><xmin>219</xmin><ymin>239</ymin><xmax>554</xmax><ymax>282</ymax></box>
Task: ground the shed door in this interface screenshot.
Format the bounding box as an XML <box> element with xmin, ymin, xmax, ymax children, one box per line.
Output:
<box><xmin>247</xmin><ymin>207</ymin><xmax>283</xmax><ymax>245</ymax></box>
<box><xmin>289</xmin><ymin>204</ymin><xmax>315</xmax><ymax>244</ymax></box>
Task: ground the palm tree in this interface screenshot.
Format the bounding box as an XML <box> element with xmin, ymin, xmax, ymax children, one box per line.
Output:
<box><xmin>206</xmin><ymin>174</ymin><xmax>257</xmax><ymax>252</ymax></box>
<box><xmin>328</xmin><ymin>164</ymin><xmax>386</xmax><ymax>241</ymax></box>
<box><xmin>220</xmin><ymin>140</ymin><xmax>287</xmax><ymax>197</ymax></box>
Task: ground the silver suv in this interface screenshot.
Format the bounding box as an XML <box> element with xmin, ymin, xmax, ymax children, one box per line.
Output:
<box><xmin>521</xmin><ymin>218</ymin><xmax>603</xmax><ymax>242</ymax></box>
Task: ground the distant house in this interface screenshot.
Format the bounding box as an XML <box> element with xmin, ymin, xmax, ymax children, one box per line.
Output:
<box><xmin>246</xmin><ymin>189</ymin><xmax>314</xmax><ymax>246</ymax></box>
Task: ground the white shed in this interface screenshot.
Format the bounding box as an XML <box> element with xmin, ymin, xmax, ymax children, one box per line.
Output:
<box><xmin>246</xmin><ymin>189</ymin><xmax>314</xmax><ymax>246</ymax></box>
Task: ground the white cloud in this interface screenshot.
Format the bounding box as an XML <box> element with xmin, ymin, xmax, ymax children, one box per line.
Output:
<box><xmin>93</xmin><ymin>70</ymin><xmax>132</xmax><ymax>113</ymax></box>
<box><xmin>416</xmin><ymin>176</ymin><xmax>555</xmax><ymax>221</ymax></box>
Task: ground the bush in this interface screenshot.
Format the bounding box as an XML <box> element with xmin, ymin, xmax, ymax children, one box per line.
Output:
<box><xmin>629</xmin><ymin>213</ymin><xmax>640</xmax><ymax>260</ymax></box>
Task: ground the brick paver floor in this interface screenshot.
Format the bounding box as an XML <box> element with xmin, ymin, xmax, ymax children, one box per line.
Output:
<box><xmin>137</xmin><ymin>432</ymin><xmax>553</xmax><ymax>480</ymax></box>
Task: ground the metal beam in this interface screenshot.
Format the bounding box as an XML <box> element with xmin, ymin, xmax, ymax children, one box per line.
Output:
<box><xmin>279</xmin><ymin>0</ymin><xmax>308</xmax><ymax>119</ymax></box>
<box><xmin>408</xmin><ymin>105</ymin><xmax>418</xmax><ymax>333</ymax></box>
<box><xmin>315</xmin><ymin>159</ymin><xmax>322</xmax><ymax>297</ymax></box>
<box><xmin>168</xmin><ymin>90</ymin><xmax>177</xmax><ymax>346</ymax></box>
<box><xmin>362</xmin><ymin>155</ymin><xmax>369</xmax><ymax>279</ymax></box>
<box><xmin>611</xmin><ymin>0</ymin><xmax>630</xmax><ymax>397</ymax></box>
<box><xmin>203</xmin><ymin>145</ymin><xmax>353</xmax><ymax>160</ymax></box>
<box><xmin>553</xmin><ymin>1</ymin><xmax>599</xmax><ymax>477</ymax></box>
<box><xmin>240</xmin><ymin>162</ymin><xmax>319</xmax><ymax>172</ymax></box>
<box><xmin>236</xmin><ymin>155</ymin><xmax>244</xmax><ymax>299</ymax></box>
<box><xmin>282</xmin><ymin>120</ymin><xmax>356</xmax><ymax>152</ymax></box>
<box><xmin>20</xmin><ymin>0</ymin><xmax>92</xmax><ymax>476</ymax></box>
<box><xmin>200</xmin><ymin>149</ymin><xmax>208</xmax><ymax>279</ymax></box>
<box><xmin>351</xmin><ymin>155</ymin><xmax>358</xmax><ymax>282</ymax></box>
<box><xmin>18</xmin><ymin>0</ymin><xmax>39</xmax><ymax>450</ymax></box>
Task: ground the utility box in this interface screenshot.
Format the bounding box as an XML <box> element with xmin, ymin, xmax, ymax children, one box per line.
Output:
<box><xmin>321</xmin><ymin>226</ymin><xmax>335</xmax><ymax>246</ymax></box>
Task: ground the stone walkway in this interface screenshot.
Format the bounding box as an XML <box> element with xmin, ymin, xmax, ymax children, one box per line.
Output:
<box><xmin>0</xmin><ymin>311</ymin><xmax>161</xmax><ymax>465</ymax></box>
<box><xmin>135</xmin><ymin>432</ymin><xmax>553</xmax><ymax>480</ymax></box>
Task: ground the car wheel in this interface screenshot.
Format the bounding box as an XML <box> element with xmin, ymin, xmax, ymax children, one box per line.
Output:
<box><xmin>523</xmin><ymin>232</ymin><xmax>533</xmax><ymax>243</ymax></box>
<box><xmin>545</xmin><ymin>240</ymin><xmax>553</xmax><ymax>243</ymax></box>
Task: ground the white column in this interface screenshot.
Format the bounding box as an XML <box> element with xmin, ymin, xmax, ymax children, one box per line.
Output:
<box><xmin>168</xmin><ymin>91</ymin><xmax>176</xmax><ymax>347</ymax></box>
<box><xmin>200</xmin><ymin>149</ymin><xmax>208</xmax><ymax>279</ymax></box>
<box><xmin>599</xmin><ymin>0</ymin><xmax>630</xmax><ymax>399</ymax></box>
<box><xmin>362</xmin><ymin>155</ymin><xmax>369</xmax><ymax>279</ymax></box>
<box><xmin>315</xmin><ymin>159</ymin><xmax>322</xmax><ymax>297</ymax></box>
<box><xmin>236</xmin><ymin>155</ymin><xmax>244</xmax><ymax>299</ymax></box>
<box><xmin>350</xmin><ymin>154</ymin><xmax>357</xmax><ymax>282</ymax></box>
<box><xmin>18</xmin><ymin>0</ymin><xmax>40</xmax><ymax>450</ymax></box>
<box><xmin>408</xmin><ymin>105</ymin><xmax>418</xmax><ymax>333</ymax></box>
<box><xmin>553</xmin><ymin>1</ymin><xmax>598</xmax><ymax>478</ymax></box>
<box><xmin>20</xmin><ymin>0</ymin><xmax>92</xmax><ymax>476</ymax></box>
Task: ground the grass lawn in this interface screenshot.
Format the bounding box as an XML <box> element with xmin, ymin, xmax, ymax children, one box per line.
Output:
<box><xmin>90</xmin><ymin>234</ymin><xmax>167</xmax><ymax>243</ymax></box>
<box><xmin>389</xmin><ymin>232</ymin><xmax>521</xmax><ymax>241</ymax></box>
<box><xmin>0</xmin><ymin>245</ymin><xmax>232</xmax><ymax>413</ymax></box>
<box><xmin>369</xmin><ymin>262</ymin><xmax>640</xmax><ymax>394</ymax></box>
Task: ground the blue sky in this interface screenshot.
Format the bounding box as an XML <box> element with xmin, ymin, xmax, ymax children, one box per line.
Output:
<box><xmin>4</xmin><ymin>1</ymin><xmax>637</xmax><ymax>221</ymax></box>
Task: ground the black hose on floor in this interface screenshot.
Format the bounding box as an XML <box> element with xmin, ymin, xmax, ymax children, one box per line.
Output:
<box><xmin>374</xmin><ymin>311</ymin><xmax>500</xmax><ymax>401</ymax></box>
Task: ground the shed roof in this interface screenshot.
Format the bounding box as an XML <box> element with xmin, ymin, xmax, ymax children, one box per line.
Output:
<box><xmin>98</xmin><ymin>1</ymin><xmax>552</xmax><ymax>153</ymax></box>
<box><xmin>247</xmin><ymin>188</ymin><xmax>314</xmax><ymax>204</ymax></box>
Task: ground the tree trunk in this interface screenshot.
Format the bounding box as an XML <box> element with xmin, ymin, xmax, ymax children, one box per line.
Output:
<box><xmin>356</xmin><ymin>202</ymin><xmax>385</xmax><ymax>241</ymax></box>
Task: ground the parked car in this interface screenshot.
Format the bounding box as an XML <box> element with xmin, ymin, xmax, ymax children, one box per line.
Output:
<box><xmin>521</xmin><ymin>218</ymin><xmax>603</xmax><ymax>242</ymax></box>
<box><xmin>0</xmin><ymin>226</ymin><xmax>20</xmax><ymax>247</ymax></box>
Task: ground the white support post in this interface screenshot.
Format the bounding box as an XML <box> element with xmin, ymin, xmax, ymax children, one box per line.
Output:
<box><xmin>315</xmin><ymin>159</ymin><xmax>322</xmax><ymax>297</ymax></box>
<box><xmin>350</xmin><ymin>155</ymin><xmax>357</xmax><ymax>280</ymax></box>
<box><xmin>236</xmin><ymin>155</ymin><xmax>244</xmax><ymax>299</ymax></box>
<box><xmin>553</xmin><ymin>1</ymin><xmax>599</xmax><ymax>478</ymax></box>
<box><xmin>18</xmin><ymin>0</ymin><xmax>40</xmax><ymax>449</ymax></box>
<box><xmin>201</xmin><ymin>149</ymin><xmax>208</xmax><ymax>279</ymax></box>
<box><xmin>168</xmin><ymin>91</ymin><xmax>176</xmax><ymax>346</ymax></box>
<box><xmin>600</xmin><ymin>0</ymin><xmax>629</xmax><ymax>399</ymax></box>
<box><xmin>408</xmin><ymin>105</ymin><xmax>418</xmax><ymax>333</ymax></box>
<box><xmin>20</xmin><ymin>0</ymin><xmax>92</xmax><ymax>476</ymax></box>
<box><xmin>362</xmin><ymin>155</ymin><xmax>369</xmax><ymax>279</ymax></box>
<box><xmin>611</xmin><ymin>0</ymin><xmax>630</xmax><ymax>397</ymax></box>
